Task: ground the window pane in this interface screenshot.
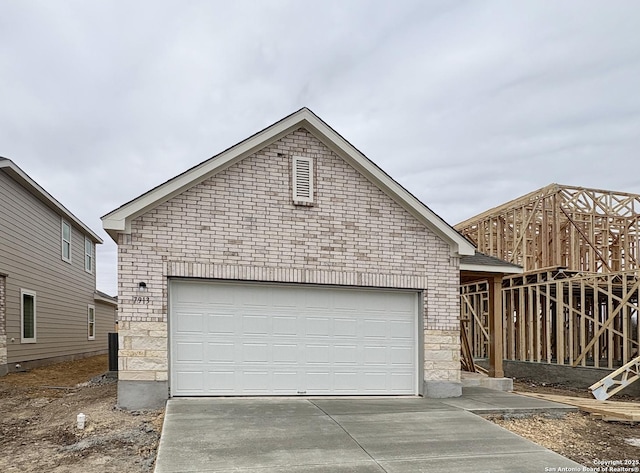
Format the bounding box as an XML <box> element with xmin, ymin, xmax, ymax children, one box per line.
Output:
<box><xmin>88</xmin><ymin>307</ymin><xmax>95</xmax><ymax>338</ymax></box>
<box><xmin>85</xmin><ymin>240</ymin><xmax>93</xmax><ymax>272</ymax></box>
<box><xmin>23</xmin><ymin>294</ymin><xmax>35</xmax><ymax>339</ymax></box>
<box><xmin>62</xmin><ymin>222</ymin><xmax>71</xmax><ymax>261</ymax></box>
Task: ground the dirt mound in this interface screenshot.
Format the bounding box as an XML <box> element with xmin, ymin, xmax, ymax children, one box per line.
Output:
<box><xmin>0</xmin><ymin>355</ymin><xmax>163</xmax><ymax>473</ymax></box>
<box><xmin>490</xmin><ymin>379</ymin><xmax>640</xmax><ymax>466</ymax></box>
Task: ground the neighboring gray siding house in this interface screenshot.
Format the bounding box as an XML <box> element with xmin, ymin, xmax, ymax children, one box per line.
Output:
<box><xmin>102</xmin><ymin>108</ymin><xmax>476</xmax><ymax>409</ymax></box>
<box><xmin>0</xmin><ymin>158</ymin><xmax>115</xmax><ymax>376</ymax></box>
<box><xmin>94</xmin><ymin>290</ymin><xmax>118</xmax><ymax>334</ymax></box>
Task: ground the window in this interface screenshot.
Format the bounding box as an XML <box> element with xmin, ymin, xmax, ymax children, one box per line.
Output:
<box><xmin>87</xmin><ymin>305</ymin><xmax>95</xmax><ymax>340</ymax></box>
<box><xmin>21</xmin><ymin>290</ymin><xmax>36</xmax><ymax>343</ymax></box>
<box><xmin>85</xmin><ymin>237</ymin><xmax>93</xmax><ymax>273</ymax></box>
<box><xmin>61</xmin><ymin>220</ymin><xmax>71</xmax><ymax>263</ymax></box>
<box><xmin>292</xmin><ymin>156</ymin><xmax>314</xmax><ymax>204</ymax></box>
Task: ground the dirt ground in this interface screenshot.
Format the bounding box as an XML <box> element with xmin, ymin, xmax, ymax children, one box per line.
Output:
<box><xmin>0</xmin><ymin>355</ymin><xmax>163</xmax><ymax>473</ymax></box>
<box><xmin>2</xmin><ymin>357</ymin><xmax>639</xmax><ymax>471</ymax></box>
<box><xmin>489</xmin><ymin>379</ymin><xmax>640</xmax><ymax>468</ymax></box>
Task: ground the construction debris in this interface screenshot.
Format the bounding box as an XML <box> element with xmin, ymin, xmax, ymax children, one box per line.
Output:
<box><xmin>516</xmin><ymin>391</ymin><xmax>640</xmax><ymax>422</ymax></box>
<box><xmin>590</xmin><ymin>354</ymin><xmax>640</xmax><ymax>400</ymax></box>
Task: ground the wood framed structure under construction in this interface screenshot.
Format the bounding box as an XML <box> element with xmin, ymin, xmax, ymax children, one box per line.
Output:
<box><xmin>456</xmin><ymin>184</ymin><xmax>640</xmax><ymax>274</ymax></box>
<box><xmin>457</xmin><ymin>184</ymin><xmax>640</xmax><ymax>377</ymax></box>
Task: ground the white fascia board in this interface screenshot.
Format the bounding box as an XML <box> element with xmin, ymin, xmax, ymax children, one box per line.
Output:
<box><xmin>101</xmin><ymin>112</ymin><xmax>305</xmax><ymax>238</ymax></box>
<box><xmin>0</xmin><ymin>159</ymin><xmax>103</xmax><ymax>244</ymax></box>
<box><xmin>102</xmin><ymin>217</ymin><xmax>125</xmax><ymax>231</ymax></box>
<box><xmin>101</xmin><ymin>217</ymin><xmax>126</xmax><ymax>241</ymax></box>
<box><xmin>460</xmin><ymin>263</ymin><xmax>524</xmax><ymax>274</ymax></box>
<box><xmin>301</xmin><ymin>114</ymin><xmax>476</xmax><ymax>256</ymax></box>
<box><xmin>100</xmin><ymin>108</ymin><xmax>475</xmax><ymax>256</ymax></box>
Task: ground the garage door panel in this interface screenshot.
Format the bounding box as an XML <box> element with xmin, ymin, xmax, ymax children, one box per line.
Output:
<box><xmin>304</xmin><ymin>291</ymin><xmax>331</xmax><ymax>309</ymax></box>
<box><xmin>273</xmin><ymin>290</ymin><xmax>303</xmax><ymax>308</ymax></box>
<box><xmin>333</xmin><ymin>290</ymin><xmax>364</xmax><ymax>310</ymax></box>
<box><xmin>390</xmin><ymin>346</ymin><xmax>414</xmax><ymax>365</ymax></box>
<box><xmin>242</xmin><ymin>343</ymin><xmax>270</xmax><ymax>362</ymax></box>
<box><xmin>363</xmin><ymin>319</ymin><xmax>387</xmax><ymax>338</ymax></box>
<box><xmin>362</xmin><ymin>372</ymin><xmax>387</xmax><ymax>391</ymax></box>
<box><xmin>272</xmin><ymin>316</ymin><xmax>297</xmax><ymax>336</ymax></box>
<box><xmin>242</xmin><ymin>371</ymin><xmax>271</xmax><ymax>393</ymax></box>
<box><xmin>173</xmin><ymin>283</ymin><xmax>201</xmax><ymax>303</ymax></box>
<box><xmin>207</xmin><ymin>342</ymin><xmax>234</xmax><ymax>362</ymax></box>
<box><xmin>305</xmin><ymin>317</ymin><xmax>331</xmax><ymax>337</ymax></box>
<box><xmin>389</xmin><ymin>320</ymin><xmax>413</xmax><ymax>339</ymax></box>
<box><xmin>363</xmin><ymin>345</ymin><xmax>387</xmax><ymax>364</ymax></box>
<box><xmin>334</xmin><ymin>372</ymin><xmax>358</xmax><ymax>391</ymax></box>
<box><xmin>242</xmin><ymin>315</ymin><xmax>270</xmax><ymax>335</ymax></box>
<box><xmin>306</xmin><ymin>371</ymin><xmax>331</xmax><ymax>391</ymax></box>
<box><xmin>207</xmin><ymin>314</ymin><xmax>235</xmax><ymax>334</ymax></box>
<box><xmin>391</xmin><ymin>373</ymin><xmax>414</xmax><ymax>390</ymax></box>
<box><xmin>170</xmin><ymin>281</ymin><xmax>418</xmax><ymax>396</ymax></box>
<box><xmin>175</xmin><ymin>342</ymin><xmax>204</xmax><ymax>362</ymax></box>
<box><xmin>272</xmin><ymin>372</ymin><xmax>298</xmax><ymax>391</ymax></box>
<box><xmin>333</xmin><ymin>345</ymin><xmax>357</xmax><ymax>363</ymax></box>
<box><xmin>242</xmin><ymin>286</ymin><xmax>272</xmax><ymax>306</ymax></box>
<box><xmin>207</xmin><ymin>371</ymin><xmax>235</xmax><ymax>393</ymax></box>
<box><xmin>177</xmin><ymin>371</ymin><xmax>205</xmax><ymax>392</ymax></box>
<box><xmin>383</xmin><ymin>291</ymin><xmax>417</xmax><ymax>310</ymax></box>
<box><xmin>306</xmin><ymin>344</ymin><xmax>331</xmax><ymax>364</ymax></box>
<box><xmin>272</xmin><ymin>343</ymin><xmax>298</xmax><ymax>363</ymax></box>
<box><xmin>334</xmin><ymin>318</ymin><xmax>358</xmax><ymax>338</ymax></box>
<box><xmin>176</xmin><ymin>313</ymin><xmax>204</xmax><ymax>333</ymax></box>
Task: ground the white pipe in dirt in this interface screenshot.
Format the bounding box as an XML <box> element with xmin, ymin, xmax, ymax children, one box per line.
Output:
<box><xmin>76</xmin><ymin>413</ymin><xmax>86</xmax><ymax>429</ymax></box>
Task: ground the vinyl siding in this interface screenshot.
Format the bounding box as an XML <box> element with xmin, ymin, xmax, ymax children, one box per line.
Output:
<box><xmin>95</xmin><ymin>300</ymin><xmax>117</xmax><ymax>338</ymax></box>
<box><xmin>0</xmin><ymin>170</ymin><xmax>107</xmax><ymax>364</ymax></box>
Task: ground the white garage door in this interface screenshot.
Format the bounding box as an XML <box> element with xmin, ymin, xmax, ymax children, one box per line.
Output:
<box><xmin>170</xmin><ymin>280</ymin><xmax>418</xmax><ymax>396</ymax></box>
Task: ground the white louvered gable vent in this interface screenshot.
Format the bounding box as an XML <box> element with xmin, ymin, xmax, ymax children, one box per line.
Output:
<box><xmin>292</xmin><ymin>156</ymin><xmax>314</xmax><ymax>203</ymax></box>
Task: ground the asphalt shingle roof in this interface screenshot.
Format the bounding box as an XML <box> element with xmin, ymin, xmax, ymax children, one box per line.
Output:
<box><xmin>460</xmin><ymin>251</ymin><xmax>522</xmax><ymax>270</ymax></box>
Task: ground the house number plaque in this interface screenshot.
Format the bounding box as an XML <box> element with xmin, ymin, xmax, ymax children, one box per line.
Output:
<box><xmin>132</xmin><ymin>296</ymin><xmax>150</xmax><ymax>304</ymax></box>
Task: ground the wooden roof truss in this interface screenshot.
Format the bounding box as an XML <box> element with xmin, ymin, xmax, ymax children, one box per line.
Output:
<box><xmin>456</xmin><ymin>184</ymin><xmax>640</xmax><ymax>274</ymax></box>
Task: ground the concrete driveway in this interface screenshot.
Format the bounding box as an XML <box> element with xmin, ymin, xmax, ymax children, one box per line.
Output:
<box><xmin>154</xmin><ymin>390</ymin><xmax>583</xmax><ymax>473</ymax></box>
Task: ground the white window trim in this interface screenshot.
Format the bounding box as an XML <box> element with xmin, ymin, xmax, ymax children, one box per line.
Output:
<box><xmin>61</xmin><ymin>220</ymin><xmax>72</xmax><ymax>263</ymax></box>
<box><xmin>85</xmin><ymin>237</ymin><xmax>94</xmax><ymax>274</ymax></box>
<box><xmin>21</xmin><ymin>289</ymin><xmax>36</xmax><ymax>343</ymax></box>
<box><xmin>292</xmin><ymin>156</ymin><xmax>314</xmax><ymax>204</ymax></box>
<box><xmin>87</xmin><ymin>304</ymin><xmax>96</xmax><ymax>340</ymax></box>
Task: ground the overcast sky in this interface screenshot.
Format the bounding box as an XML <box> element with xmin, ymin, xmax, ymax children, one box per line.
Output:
<box><xmin>2</xmin><ymin>1</ymin><xmax>639</xmax><ymax>296</ymax></box>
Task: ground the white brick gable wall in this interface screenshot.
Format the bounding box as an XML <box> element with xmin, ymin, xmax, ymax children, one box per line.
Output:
<box><xmin>117</xmin><ymin>128</ymin><xmax>461</xmax><ymax>391</ymax></box>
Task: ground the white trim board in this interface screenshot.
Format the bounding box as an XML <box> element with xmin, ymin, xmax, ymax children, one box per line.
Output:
<box><xmin>101</xmin><ymin>108</ymin><xmax>474</xmax><ymax>257</ymax></box>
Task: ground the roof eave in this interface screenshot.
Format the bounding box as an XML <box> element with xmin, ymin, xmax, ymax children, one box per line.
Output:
<box><xmin>101</xmin><ymin>112</ymin><xmax>308</xmax><ymax>240</ymax></box>
<box><xmin>460</xmin><ymin>262</ymin><xmax>523</xmax><ymax>274</ymax></box>
<box><xmin>101</xmin><ymin>108</ymin><xmax>475</xmax><ymax>256</ymax></box>
<box><xmin>301</xmin><ymin>113</ymin><xmax>475</xmax><ymax>256</ymax></box>
<box><xmin>94</xmin><ymin>291</ymin><xmax>118</xmax><ymax>306</ymax></box>
<box><xmin>1</xmin><ymin>158</ymin><xmax>103</xmax><ymax>244</ymax></box>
